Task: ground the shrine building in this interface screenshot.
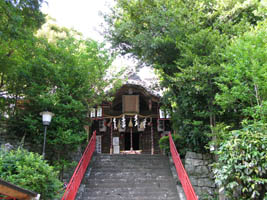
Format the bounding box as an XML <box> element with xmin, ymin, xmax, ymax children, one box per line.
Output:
<box><xmin>89</xmin><ymin>83</ymin><xmax>172</xmax><ymax>154</ymax></box>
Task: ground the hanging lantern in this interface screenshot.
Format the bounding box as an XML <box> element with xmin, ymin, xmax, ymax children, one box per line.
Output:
<box><xmin>128</xmin><ymin>118</ymin><xmax>133</xmax><ymax>128</ymax></box>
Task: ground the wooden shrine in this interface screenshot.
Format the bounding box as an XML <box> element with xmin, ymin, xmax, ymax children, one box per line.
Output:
<box><xmin>89</xmin><ymin>84</ymin><xmax>171</xmax><ymax>154</ymax></box>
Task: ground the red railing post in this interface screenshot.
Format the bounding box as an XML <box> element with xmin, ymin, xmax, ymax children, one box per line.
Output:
<box><xmin>169</xmin><ymin>133</ymin><xmax>198</xmax><ymax>200</ymax></box>
<box><xmin>61</xmin><ymin>131</ymin><xmax>96</xmax><ymax>200</ymax></box>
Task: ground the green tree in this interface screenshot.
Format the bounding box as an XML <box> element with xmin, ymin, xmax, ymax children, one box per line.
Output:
<box><xmin>0</xmin><ymin>0</ymin><xmax>45</xmax><ymax>94</ymax></box>
<box><xmin>210</xmin><ymin>19</ymin><xmax>267</xmax><ymax>199</ymax></box>
<box><xmin>216</xmin><ymin>19</ymin><xmax>267</xmax><ymax>123</ymax></box>
<box><xmin>5</xmin><ymin>21</ymin><xmax>118</xmax><ymax>175</ymax></box>
<box><xmin>104</xmin><ymin>0</ymin><xmax>266</xmax><ymax>151</ymax></box>
<box><xmin>0</xmin><ymin>148</ymin><xmax>62</xmax><ymax>200</ymax></box>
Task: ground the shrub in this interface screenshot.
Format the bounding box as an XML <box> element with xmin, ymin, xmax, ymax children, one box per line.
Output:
<box><xmin>159</xmin><ymin>133</ymin><xmax>186</xmax><ymax>157</ymax></box>
<box><xmin>0</xmin><ymin>148</ymin><xmax>63</xmax><ymax>199</ymax></box>
<box><xmin>212</xmin><ymin>122</ymin><xmax>267</xmax><ymax>199</ymax></box>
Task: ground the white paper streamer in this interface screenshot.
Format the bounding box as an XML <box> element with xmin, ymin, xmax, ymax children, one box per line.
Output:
<box><xmin>122</xmin><ymin>115</ymin><xmax>126</xmax><ymax>128</ymax></box>
<box><xmin>134</xmin><ymin>114</ymin><xmax>138</xmax><ymax>127</ymax></box>
<box><xmin>113</xmin><ymin>118</ymin><xmax>117</xmax><ymax>130</ymax></box>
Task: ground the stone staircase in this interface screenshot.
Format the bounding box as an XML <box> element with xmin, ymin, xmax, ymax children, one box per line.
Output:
<box><xmin>76</xmin><ymin>154</ymin><xmax>180</xmax><ymax>200</ymax></box>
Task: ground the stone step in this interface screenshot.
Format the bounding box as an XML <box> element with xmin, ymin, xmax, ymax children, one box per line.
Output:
<box><xmin>81</xmin><ymin>196</ymin><xmax>178</xmax><ymax>200</ymax></box>
<box><xmin>89</xmin><ymin>171</ymin><xmax>172</xmax><ymax>178</ymax></box>
<box><xmin>82</xmin><ymin>194</ymin><xmax>178</xmax><ymax>200</ymax></box>
<box><xmin>83</xmin><ymin>187</ymin><xmax>178</xmax><ymax>195</ymax></box>
<box><xmin>91</xmin><ymin>165</ymin><xmax>170</xmax><ymax>170</ymax></box>
<box><xmin>86</xmin><ymin>175</ymin><xmax>173</xmax><ymax>181</ymax></box>
<box><xmin>76</xmin><ymin>154</ymin><xmax>180</xmax><ymax>200</ymax></box>
<box><xmin>90</xmin><ymin>167</ymin><xmax>172</xmax><ymax>174</ymax></box>
<box><xmin>92</xmin><ymin>159</ymin><xmax>169</xmax><ymax>163</ymax></box>
<box><xmin>94</xmin><ymin>154</ymin><xmax>168</xmax><ymax>160</ymax></box>
<box><xmin>82</xmin><ymin>189</ymin><xmax>178</xmax><ymax>198</ymax></box>
<box><xmin>92</xmin><ymin>159</ymin><xmax>168</xmax><ymax>164</ymax></box>
<box><xmin>83</xmin><ymin>178</ymin><xmax>176</xmax><ymax>185</ymax></box>
<box><xmin>84</xmin><ymin>181</ymin><xmax>175</xmax><ymax>189</ymax></box>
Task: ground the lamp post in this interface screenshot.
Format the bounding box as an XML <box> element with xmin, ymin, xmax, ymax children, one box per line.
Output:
<box><xmin>40</xmin><ymin>111</ymin><xmax>54</xmax><ymax>158</ymax></box>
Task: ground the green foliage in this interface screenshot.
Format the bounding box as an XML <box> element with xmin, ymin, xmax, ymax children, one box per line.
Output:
<box><xmin>207</xmin><ymin>123</ymin><xmax>231</xmax><ymax>152</ymax></box>
<box><xmin>212</xmin><ymin>122</ymin><xmax>267</xmax><ymax>199</ymax></box>
<box><xmin>0</xmin><ymin>0</ymin><xmax>45</xmax><ymax>98</ymax></box>
<box><xmin>3</xmin><ymin>20</ymin><xmax>118</xmax><ymax>169</ymax></box>
<box><xmin>0</xmin><ymin>148</ymin><xmax>62</xmax><ymax>199</ymax></box>
<box><xmin>159</xmin><ymin>134</ymin><xmax>186</xmax><ymax>157</ymax></box>
<box><xmin>0</xmin><ymin>0</ymin><xmax>45</xmax><ymax>39</ymax></box>
<box><xmin>104</xmin><ymin>0</ymin><xmax>266</xmax><ymax>153</ymax></box>
<box><xmin>216</xmin><ymin>19</ymin><xmax>267</xmax><ymax>123</ymax></box>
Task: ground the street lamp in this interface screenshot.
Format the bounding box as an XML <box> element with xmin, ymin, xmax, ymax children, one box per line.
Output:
<box><xmin>40</xmin><ymin>111</ymin><xmax>54</xmax><ymax>158</ymax></box>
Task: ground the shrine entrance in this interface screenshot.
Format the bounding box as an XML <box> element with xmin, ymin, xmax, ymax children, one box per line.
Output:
<box><xmin>125</xmin><ymin>132</ymin><xmax>139</xmax><ymax>150</ymax></box>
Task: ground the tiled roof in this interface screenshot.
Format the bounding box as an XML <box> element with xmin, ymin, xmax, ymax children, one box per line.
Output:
<box><xmin>124</xmin><ymin>66</ymin><xmax>162</xmax><ymax>97</ymax></box>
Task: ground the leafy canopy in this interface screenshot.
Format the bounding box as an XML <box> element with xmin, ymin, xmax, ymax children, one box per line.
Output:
<box><xmin>216</xmin><ymin>19</ymin><xmax>267</xmax><ymax>123</ymax></box>
<box><xmin>104</xmin><ymin>0</ymin><xmax>266</xmax><ymax>152</ymax></box>
<box><xmin>0</xmin><ymin>0</ymin><xmax>45</xmax><ymax>95</ymax></box>
<box><xmin>6</xmin><ymin>20</ymin><xmax>116</xmax><ymax>158</ymax></box>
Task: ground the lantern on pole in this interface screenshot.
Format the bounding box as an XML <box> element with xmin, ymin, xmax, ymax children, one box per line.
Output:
<box><xmin>40</xmin><ymin>111</ymin><xmax>54</xmax><ymax>158</ymax></box>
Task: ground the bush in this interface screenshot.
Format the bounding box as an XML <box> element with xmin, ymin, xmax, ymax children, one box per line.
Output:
<box><xmin>159</xmin><ymin>133</ymin><xmax>186</xmax><ymax>157</ymax></box>
<box><xmin>0</xmin><ymin>148</ymin><xmax>63</xmax><ymax>199</ymax></box>
<box><xmin>212</xmin><ymin>122</ymin><xmax>267</xmax><ymax>199</ymax></box>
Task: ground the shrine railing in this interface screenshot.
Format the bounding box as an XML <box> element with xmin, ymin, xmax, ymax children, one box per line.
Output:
<box><xmin>169</xmin><ymin>133</ymin><xmax>198</xmax><ymax>200</ymax></box>
<box><xmin>61</xmin><ymin>131</ymin><xmax>96</xmax><ymax>200</ymax></box>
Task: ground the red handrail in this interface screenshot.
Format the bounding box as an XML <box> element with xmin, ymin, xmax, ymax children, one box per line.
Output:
<box><xmin>169</xmin><ymin>133</ymin><xmax>198</xmax><ymax>200</ymax></box>
<box><xmin>61</xmin><ymin>131</ymin><xmax>96</xmax><ymax>200</ymax></box>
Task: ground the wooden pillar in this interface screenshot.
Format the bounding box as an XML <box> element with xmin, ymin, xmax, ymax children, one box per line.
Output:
<box><xmin>149</xmin><ymin>99</ymin><xmax>152</xmax><ymax>111</ymax></box>
<box><xmin>150</xmin><ymin>117</ymin><xmax>154</xmax><ymax>155</ymax></box>
<box><xmin>130</xmin><ymin>127</ymin><xmax>133</xmax><ymax>151</ymax></box>
<box><xmin>110</xmin><ymin>120</ymin><xmax>113</xmax><ymax>154</ymax></box>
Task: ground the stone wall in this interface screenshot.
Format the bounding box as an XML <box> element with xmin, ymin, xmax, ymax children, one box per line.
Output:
<box><xmin>169</xmin><ymin>151</ymin><xmax>216</xmax><ymax>200</ymax></box>
<box><xmin>0</xmin><ymin>125</ymin><xmax>27</xmax><ymax>150</ymax></box>
<box><xmin>185</xmin><ymin>151</ymin><xmax>216</xmax><ymax>199</ymax></box>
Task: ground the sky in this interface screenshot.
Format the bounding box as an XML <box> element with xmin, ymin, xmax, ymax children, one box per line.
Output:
<box><xmin>41</xmin><ymin>0</ymin><xmax>157</xmax><ymax>81</ymax></box>
<box><xmin>41</xmin><ymin>0</ymin><xmax>114</xmax><ymax>42</ymax></box>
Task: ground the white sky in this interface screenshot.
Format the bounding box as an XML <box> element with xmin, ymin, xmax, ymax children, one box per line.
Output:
<box><xmin>41</xmin><ymin>0</ymin><xmax>157</xmax><ymax>81</ymax></box>
<box><xmin>41</xmin><ymin>0</ymin><xmax>114</xmax><ymax>42</ymax></box>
